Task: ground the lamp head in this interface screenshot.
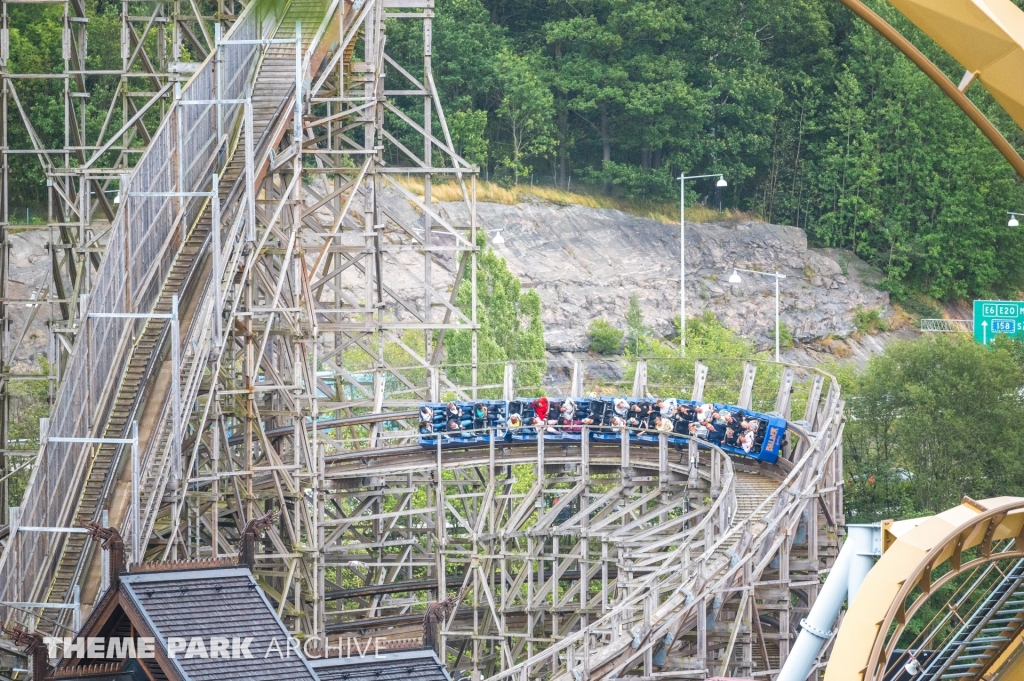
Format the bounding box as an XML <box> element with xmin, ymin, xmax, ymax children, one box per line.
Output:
<box><xmin>114</xmin><ymin>194</ymin><xmax>121</xmax><ymax>204</ymax></box>
<box><xmin>1009</xmin><ymin>214</ymin><xmax>1020</xmax><ymax>228</ymax></box>
<box><xmin>492</xmin><ymin>230</ymin><xmax>505</xmax><ymax>245</ymax></box>
<box><xmin>716</xmin><ymin>176</ymin><xmax>728</xmax><ymax>188</ymax></box>
<box><xmin>728</xmin><ymin>269</ymin><xmax>742</xmax><ymax>284</ymax></box>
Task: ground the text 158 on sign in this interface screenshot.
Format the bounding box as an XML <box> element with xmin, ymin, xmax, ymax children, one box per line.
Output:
<box><xmin>974</xmin><ymin>300</ymin><xmax>1024</xmax><ymax>343</ymax></box>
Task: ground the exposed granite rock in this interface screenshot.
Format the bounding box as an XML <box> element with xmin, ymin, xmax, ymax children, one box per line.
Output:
<box><xmin>5</xmin><ymin>190</ymin><xmax>894</xmax><ymax>375</ymax></box>
<box><xmin>435</xmin><ymin>195</ymin><xmax>890</xmax><ymax>354</ymax></box>
<box><xmin>5</xmin><ymin>229</ymin><xmax>51</xmax><ymax>371</ymax></box>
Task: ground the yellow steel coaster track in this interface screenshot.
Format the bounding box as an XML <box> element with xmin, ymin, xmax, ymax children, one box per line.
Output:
<box><xmin>821</xmin><ymin>3</ymin><xmax>1024</xmax><ymax>675</ymax></box>
<box><xmin>839</xmin><ymin>0</ymin><xmax>1024</xmax><ymax>179</ymax></box>
<box><xmin>826</xmin><ymin>496</ymin><xmax>1024</xmax><ymax>681</ymax></box>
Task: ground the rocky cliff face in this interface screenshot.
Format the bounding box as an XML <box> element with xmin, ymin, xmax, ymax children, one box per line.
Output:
<box><xmin>438</xmin><ymin>195</ymin><xmax>890</xmax><ymax>354</ymax></box>
<box><xmin>6</xmin><ymin>191</ymin><xmax>893</xmax><ymax>375</ymax></box>
<box><xmin>5</xmin><ymin>230</ymin><xmax>51</xmax><ymax>371</ymax></box>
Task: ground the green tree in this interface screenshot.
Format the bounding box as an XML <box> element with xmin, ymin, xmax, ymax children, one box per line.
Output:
<box><xmin>449</xmin><ymin>109</ymin><xmax>490</xmax><ymax>168</ymax></box>
<box><xmin>6</xmin><ymin>0</ymin><xmax>151</xmax><ymax>214</ymax></box>
<box><xmin>545</xmin><ymin>13</ymin><xmax>628</xmax><ymax>192</ymax></box>
<box><xmin>844</xmin><ymin>336</ymin><xmax>1024</xmax><ymax>522</ymax></box>
<box><xmin>809</xmin><ymin>67</ymin><xmax>883</xmax><ymax>257</ymax></box>
<box><xmin>624</xmin><ymin>294</ymin><xmax>649</xmax><ymax>356</ymax></box>
<box><xmin>431</xmin><ymin>0</ymin><xmax>505</xmax><ymax>112</ymax></box>
<box><xmin>494</xmin><ymin>47</ymin><xmax>556</xmax><ymax>182</ymax></box>
<box><xmin>445</xmin><ymin>234</ymin><xmax>547</xmax><ymax>392</ymax></box>
<box><xmin>383</xmin><ymin>0</ymin><xmax>503</xmax><ymax>171</ymax></box>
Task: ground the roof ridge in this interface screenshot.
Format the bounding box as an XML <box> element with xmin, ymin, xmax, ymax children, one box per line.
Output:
<box><xmin>52</xmin><ymin>661</ymin><xmax>124</xmax><ymax>677</ymax></box>
<box><xmin>129</xmin><ymin>557</ymin><xmax>237</xmax><ymax>573</ymax></box>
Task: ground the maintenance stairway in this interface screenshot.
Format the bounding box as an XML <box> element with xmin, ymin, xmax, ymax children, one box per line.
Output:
<box><xmin>736</xmin><ymin>472</ymin><xmax>781</xmax><ymax>520</ymax></box>
<box><xmin>42</xmin><ymin>0</ymin><xmax>327</xmax><ymax>614</ymax></box>
<box><xmin>920</xmin><ymin>559</ymin><xmax>1024</xmax><ymax>680</ymax></box>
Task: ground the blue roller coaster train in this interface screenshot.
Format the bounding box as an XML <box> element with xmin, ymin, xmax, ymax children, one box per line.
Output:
<box><xmin>417</xmin><ymin>396</ymin><xmax>787</xmax><ymax>464</ymax></box>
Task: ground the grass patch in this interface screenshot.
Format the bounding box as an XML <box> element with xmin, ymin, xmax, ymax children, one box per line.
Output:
<box><xmin>896</xmin><ymin>294</ymin><xmax>944</xmax><ymax>321</ymax></box>
<box><xmin>393</xmin><ymin>177</ymin><xmax>746</xmax><ymax>225</ymax></box>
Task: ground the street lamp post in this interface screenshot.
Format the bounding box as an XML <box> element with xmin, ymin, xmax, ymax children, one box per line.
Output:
<box><xmin>729</xmin><ymin>267</ymin><xmax>788</xmax><ymax>362</ymax></box>
<box><xmin>679</xmin><ymin>173</ymin><xmax>727</xmax><ymax>356</ymax></box>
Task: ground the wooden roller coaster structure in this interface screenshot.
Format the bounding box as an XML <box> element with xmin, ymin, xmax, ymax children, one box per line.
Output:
<box><xmin>1</xmin><ymin>0</ymin><xmax>1024</xmax><ymax>678</ymax></box>
<box><xmin>0</xmin><ymin>0</ymin><xmax>847</xmax><ymax>674</ymax></box>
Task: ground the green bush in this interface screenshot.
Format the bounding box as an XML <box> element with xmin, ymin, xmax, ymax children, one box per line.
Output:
<box><xmin>854</xmin><ymin>307</ymin><xmax>889</xmax><ymax>335</ymax></box>
<box><xmin>589</xmin><ymin>319</ymin><xmax>624</xmax><ymax>355</ymax></box>
<box><xmin>779</xmin><ymin>320</ymin><xmax>794</xmax><ymax>349</ymax></box>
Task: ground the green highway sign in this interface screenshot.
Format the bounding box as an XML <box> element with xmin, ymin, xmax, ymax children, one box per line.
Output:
<box><xmin>974</xmin><ymin>300</ymin><xmax>1024</xmax><ymax>343</ymax></box>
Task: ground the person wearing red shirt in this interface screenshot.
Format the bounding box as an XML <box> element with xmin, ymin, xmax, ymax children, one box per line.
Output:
<box><xmin>530</xmin><ymin>397</ymin><xmax>558</xmax><ymax>434</ymax></box>
<box><xmin>532</xmin><ymin>397</ymin><xmax>549</xmax><ymax>421</ymax></box>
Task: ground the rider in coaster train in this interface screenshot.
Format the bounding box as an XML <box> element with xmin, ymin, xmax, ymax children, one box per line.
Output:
<box><xmin>531</xmin><ymin>397</ymin><xmax>557</xmax><ymax>434</ymax></box>
<box><xmin>415</xmin><ymin>393</ymin><xmax>786</xmax><ymax>465</ymax></box>
<box><xmin>472</xmin><ymin>403</ymin><xmax>488</xmax><ymax>430</ymax></box>
<box><xmin>419</xmin><ymin>405</ymin><xmax>434</xmax><ymax>434</ymax></box>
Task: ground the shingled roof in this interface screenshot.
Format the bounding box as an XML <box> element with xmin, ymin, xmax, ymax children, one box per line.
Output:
<box><xmin>311</xmin><ymin>649</ymin><xmax>450</xmax><ymax>681</ymax></box>
<box><xmin>119</xmin><ymin>567</ymin><xmax>318</xmax><ymax>681</ymax></box>
<box><xmin>49</xmin><ymin>560</ymin><xmax>453</xmax><ymax>681</ymax></box>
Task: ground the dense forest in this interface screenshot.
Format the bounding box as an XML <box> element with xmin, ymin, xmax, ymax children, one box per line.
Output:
<box><xmin>842</xmin><ymin>335</ymin><xmax>1024</xmax><ymax>520</ymax></box>
<box><xmin>386</xmin><ymin>0</ymin><xmax>1024</xmax><ymax>302</ymax></box>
